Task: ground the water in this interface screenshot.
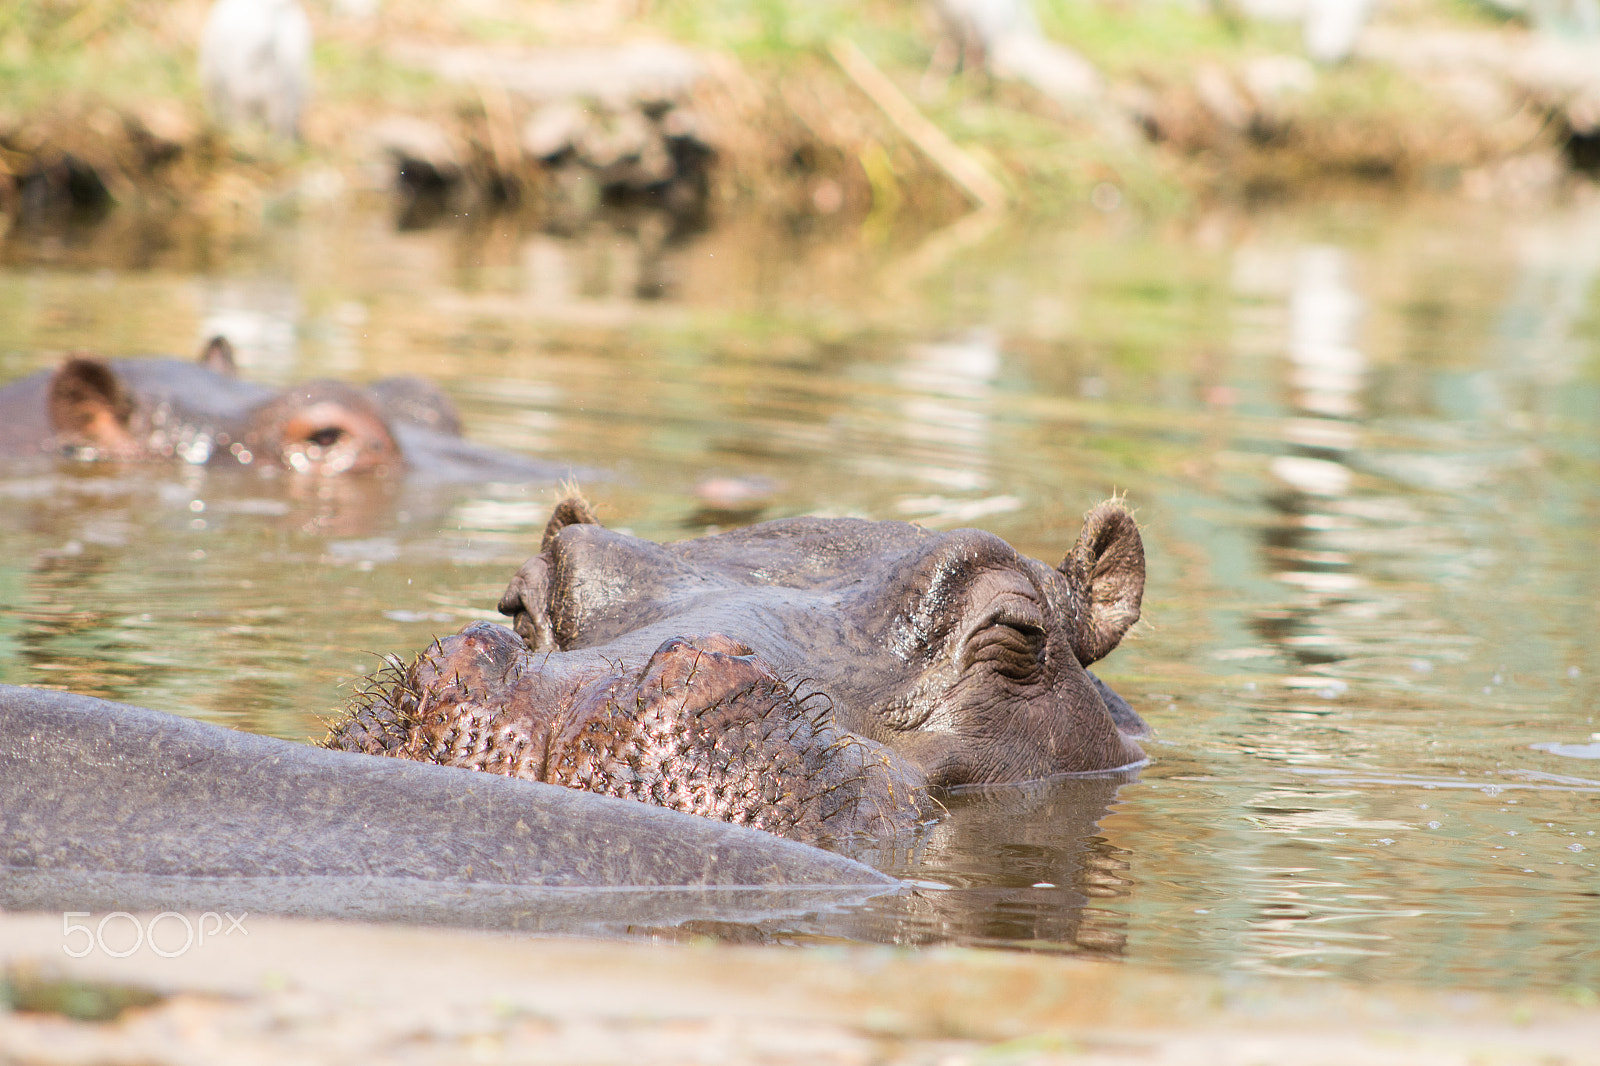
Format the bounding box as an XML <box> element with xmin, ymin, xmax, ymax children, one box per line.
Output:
<box><xmin>1</xmin><ymin>192</ymin><xmax>1596</xmax><ymax>992</ymax></box>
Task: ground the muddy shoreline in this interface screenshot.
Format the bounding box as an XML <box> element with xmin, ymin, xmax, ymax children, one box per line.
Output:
<box><xmin>3</xmin><ymin>912</ymin><xmax>1599</xmax><ymax>1065</ymax></box>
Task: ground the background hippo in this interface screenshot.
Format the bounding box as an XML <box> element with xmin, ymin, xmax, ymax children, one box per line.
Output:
<box><xmin>0</xmin><ymin>337</ymin><xmax>584</xmax><ymax>482</ymax></box>
<box><xmin>329</xmin><ymin>495</ymin><xmax>1149</xmax><ymax>843</ymax></box>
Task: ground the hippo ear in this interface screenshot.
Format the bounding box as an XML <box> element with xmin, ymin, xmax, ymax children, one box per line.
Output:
<box><xmin>497</xmin><ymin>555</ymin><xmax>556</xmax><ymax>650</ymax></box>
<box><xmin>1058</xmin><ymin>500</ymin><xmax>1144</xmax><ymax>666</ymax></box>
<box><xmin>47</xmin><ymin>356</ymin><xmax>140</xmax><ymax>457</ymax></box>
<box><xmin>540</xmin><ymin>494</ymin><xmax>600</xmax><ymax>553</ymax></box>
<box><xmin>495</xmin><ymin>496</ymin><xmax>601</xmax><ymax>650</ymax></box>
<box><xmin>198</xmin><ymin>335</ymin><xmax>237</xmax><ymax>376</ymax></box>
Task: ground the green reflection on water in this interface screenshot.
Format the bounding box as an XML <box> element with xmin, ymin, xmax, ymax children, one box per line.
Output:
<box><xmin>0</xmin><ymin>195</ymin><xmax>1596</xmax><ymax>993</ymax></box>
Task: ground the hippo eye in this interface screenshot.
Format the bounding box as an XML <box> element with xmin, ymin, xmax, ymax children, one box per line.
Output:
<box><xmin>307</xmin><ymin>426</ymin><xmax>345</xmax><ymax>448</ymax></box>
<box><xmin>962</xmin><ymin>603</ymin><xmax>1047</xmax><ymax>682</ymax></box>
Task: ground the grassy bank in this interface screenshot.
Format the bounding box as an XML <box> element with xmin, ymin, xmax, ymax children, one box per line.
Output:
<box><xmin>0</xmin><ymin>0</ymin><xmax>1589</xmax><ymax>233</ymax></box>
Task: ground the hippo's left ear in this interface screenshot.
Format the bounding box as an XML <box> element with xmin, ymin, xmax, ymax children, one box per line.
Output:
<box><xmin>47</xmin><ymin>356</ymin><xmax>140</xmax><ymax>457</ymax></box>
<box><xmin>540</xmin><ymin>494</ymin><xmax>600</xmax><ymax>552</ymax></box>
<box><xmin>1058</xmin><ymin>500</ymin><xmax>1144</xmax><ymax>666</ymax></box>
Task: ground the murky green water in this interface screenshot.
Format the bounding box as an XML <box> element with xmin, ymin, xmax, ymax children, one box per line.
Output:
<box><xmin>2</xmin><ymin>191</ymin><xmax>1596</xmax><ymax>992</ymax></box>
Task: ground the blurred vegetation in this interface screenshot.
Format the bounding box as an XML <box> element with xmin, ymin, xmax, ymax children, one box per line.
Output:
<box><xmin>0</xmin><ymin>0</ymin><xmax>196</xmax><ymax>111</ymax></box>
<box><xmin>1</xmin><ymin>964</ymin><xmax>164</xmax><ymax>1022</ymax></box>
<box><xmin>0</xmin><ymin>0</ymin><xmax>1571</xmax><ymax>222</ymax></box>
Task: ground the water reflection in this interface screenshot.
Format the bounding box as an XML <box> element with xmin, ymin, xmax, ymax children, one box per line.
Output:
<box><xmin>1261</xmin><ymin>244</ymin><xmax>1371</xmax><ymax>682</ymax></box>
<box><xmin>1219</xmin><ymin>240</ymin><xmax>1491</xmax><ymax>977</ymax></box>
<box><xmin>1</xmin><ymin>194</ymin><xmax>1597</xmax><ymax>991</ymax></box>
<box><xmin>1136</xmin><ymin>200</ymin><xmax>1600</xmax><ymax>986</ymax></box>
<box><xmin>886</xmin><ymin>327</ymin><xmax>1039</xmax><ymax>528</ymax></box>
<box><xmin>874</xmin><ymin>775</ymin><xmax>1138</xmax><ymax>954</ymax></box>
<box><xmin>665</xmin><ymin>774</ymin><xmax>1139</xmax><ymax>956</ymax></box>
<box><xmin>894</xmin><ymin>328</ymin><xmax>998</xmax><ymax>492</ymax></box>
<box><xmin>199</xmin><ymin>278</ymin><xmax>302</xmax><ymax>373</ymax></box>
<box><xmin>1226</xmin><ymin>237</ymin><xmax>1485</xmax><ymax>703</ymax></box>
<box><xmin>0</xmin><ymin>462</ymin><xmax>548</xmax><ymax>734</ymax></box>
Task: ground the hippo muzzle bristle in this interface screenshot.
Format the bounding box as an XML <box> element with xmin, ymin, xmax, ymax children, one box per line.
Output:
<box><xmin>325</xmin><ymin>629</ymin><xmax>932</xmax><ymax>843</ymax></box>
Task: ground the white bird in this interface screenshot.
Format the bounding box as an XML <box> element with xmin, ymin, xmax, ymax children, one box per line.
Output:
<box><xmin>932</xmin><ymin>0</ymin><xmax>1100</xmax><ymax>103</ymax></box>
<box><xmin>199</xmin><ymin>0</ymin><xmax>312</xmax><ymax>140</ymax></box>
<box><xmin>1302</xmin><ymin>0</ymin><xmax>1376</xmax><ymax>64</ymax></box>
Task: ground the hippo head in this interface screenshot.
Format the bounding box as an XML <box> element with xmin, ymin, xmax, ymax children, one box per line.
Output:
<box><xmin>235</xmin><ymin>382</ymin><xmax>403</xmax><ymax>475</ymax></box>
<box><xmin>45</xmin><ymin>356</ymin><xmax>403</xmax><ymax>474</ymax></box>
<box><xmin>335</xmin><ymin>496</ymin><xmax>1148</xmax><ymax>840</ymax></box>
<box><xmin>490</xmin><ymin>498</ymin><xmax>1149</xmax><ymax>790</ymax></box>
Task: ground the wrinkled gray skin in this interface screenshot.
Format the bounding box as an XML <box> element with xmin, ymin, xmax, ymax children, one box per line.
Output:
<box><xmin>333</xmin><ymin>495</ymin><xmax>1149</xmax><ymax>842</ymax></box>
<box><xmin>0</xmin><ymin>337</ymin><xmax>582</xmax><ymax>482</ymax></box>
<box><xmin>0</xmin><ymin>686</ymin><xmax>896</xmax><ymax>932</ymax></box>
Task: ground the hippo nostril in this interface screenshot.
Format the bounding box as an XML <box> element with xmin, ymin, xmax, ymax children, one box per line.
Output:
<box><xmin>651</xmin><ymin>635</ymin><xmax>757</xmax><ymax>659</ymax></box>
<box><xmin>699</xmin><ymin>633</ymin><xmax>755</xmax><ymax>657</ymax></box>
<box><xmin>457</xmin><ymin>621</ymin><xmax>523</xmax><ymax>651</ymax></box>
<box><xmin>444</xmin><ymin>621</ymin><xmax>526</xmax><ymax>674</ymax></box>
<box><xmin>653</xmin><ymin>637</ymin><xmax>694</xmax><ymax>656</ymax></box>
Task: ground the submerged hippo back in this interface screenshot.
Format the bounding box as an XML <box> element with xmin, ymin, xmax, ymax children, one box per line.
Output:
<box><xmin>0</xmin><ymin>686</ymin><xmax>897</xmax><ymax>929</ymax></box>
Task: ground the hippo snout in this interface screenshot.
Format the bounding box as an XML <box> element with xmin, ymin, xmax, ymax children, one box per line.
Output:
<box><xmin>328</xmin><ymin>623</ymin><xmax>933</xmax><ymax>842</ymax></box>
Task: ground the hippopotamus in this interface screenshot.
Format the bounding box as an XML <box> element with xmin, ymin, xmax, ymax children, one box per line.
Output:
<box><xmin>328</xmin><ymin>495</ymin><xmax>1150</xmax><ymax>843</ymax></box>
<box><xmin>0</xmin><ymin>337</ymin><xmax>582</xmax><ymax>482</ymax></box>
<box><xmin>0</xmin><ymin>686</ymin><xmax>896</xmax><ymax>932</ymax></box>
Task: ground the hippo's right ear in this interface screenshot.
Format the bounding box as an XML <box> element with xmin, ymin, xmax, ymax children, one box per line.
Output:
<box><xmin>497</xmin><ymin>496</ymin><xmax>601</xmax><ymax>650</ymax></box>
<box><xmin>198</xmin><ymin>335</ymin><xmax>237</xmax><ymax>376</ymax></box>
<box><xmin>1058</xmin><ymin>500</ymin><xmax>1145</xmax><ymax>666</ymax></box>
<box><xmin>47</xmin><ymin>356</ymin><xmax>140</xmax><ymax>458</ymax></box>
